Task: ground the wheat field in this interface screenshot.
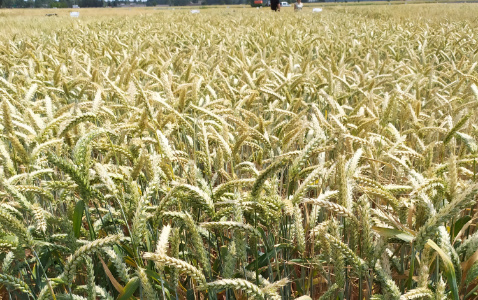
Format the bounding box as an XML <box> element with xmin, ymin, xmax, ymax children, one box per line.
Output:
<box><xmin>0</xmin><ymin>4</ymin><xmax>478</xmax><ymax>299</ymax></box>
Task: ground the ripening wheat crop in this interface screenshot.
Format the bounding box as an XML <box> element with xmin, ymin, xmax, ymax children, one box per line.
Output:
<box><xmin>0</xmin><ymin>4</ymin><xmax>478</xmax><ymax>299</ymax></box>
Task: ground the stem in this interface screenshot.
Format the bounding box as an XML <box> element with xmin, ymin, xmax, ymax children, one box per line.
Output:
<box><xmin>407</xmin><ymin>244</ymin><xmax>415</xmax><ymax>291</ymax></box>
<box><xmin>32</xmin><ymin>248</ymin><xmax>55</xmax><ymax>300</ymax></box>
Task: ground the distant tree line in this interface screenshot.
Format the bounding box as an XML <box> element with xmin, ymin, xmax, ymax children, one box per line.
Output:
<box><xmin>145</xmin><ymin>0</ymin><xmax>318</xmax><ymax>5</ymax></box>
<box><xmin>0</xmin><ymin>0</ymin><xmax>303</xmax><ymax>8</ymax></box>
<box><xmin>145</xmin><ymin>0</ymin><xmax>249</xmax><ymax>6</ymax></box>
<box><xmin>0</xmin><ymin>0</ymin><xmax>244</xmax><ymax>7</ymax></box>
<box><xmin>0</xmin><ymin>0</ymin><xmax>102</xmax><ymax>8</ymax></box>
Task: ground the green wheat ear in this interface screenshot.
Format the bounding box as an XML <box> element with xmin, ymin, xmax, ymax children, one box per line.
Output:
<box><xmin>2</xmin><ymin>99</ymin><xmax>14</xmax><ymax>135</ymax></box>
<box><xmin>414</xmin><ymin>183</ymin><xmax>478</xmax><ymax>250</ymax></box>
<box><xmin>59</xmin><ymin>113</ymin><xmax>97</xmax><ymax>137</ymax></box>
<box><xmin>0</xmin><ymin>273</ymin><xmax>33</xmax><ymax>297</ymax></box>
<box><xmin>137</xmin><ymin>268</ymin><xmax>157</xmax><ymax>300</ymax></box>
<box><xmin>63</xmin><ymin>235</ymin><xmax>122</xmax><ymax>287</ymax></box>
<box><xmin>85</xmin><ymin>256</ymin><xmax>96</xmax><ymax>300</ymax></box>
<box><xmin>201</xmin><ymin>279</ymin><xmax>265</xmax><ymax>300</ymax></box>
<box><xmin>200</xmin><ymin>221</ymin><xmax>261</xmax><ymax>236</ymax></box>
<box><xmin>143</xmin><ymin>253</ymin><xmax>206</xmax><ymax>286</ymax></box>
<box><xmin>318</xmin><ymin>283</ymin><xmax>338</xmax><ymax>300</ymax></box>
<box><xmin>251</xmin><ymin>157</ymin><xmax>290</xmax><ymax>200</ymax></box>
<box><xmin>0</xmin><ymin>206</ymin><xmax>28</xmax><ymax>240</ymax></box>
<box><xmin>374</xmin><ymin>259</ymin><xmax>400</xmax><ymax>300</ymax></box>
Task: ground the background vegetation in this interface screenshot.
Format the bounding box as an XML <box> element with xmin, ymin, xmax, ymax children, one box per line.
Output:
<box><xmin>1</xmin><ymin>4</ymin><xmax>478</xmax><ymax>299</ymax></box>
<box><xmin>0</xmin><ymin>0</ymin><xmax>255</xmax><ymax>9</ymax></box>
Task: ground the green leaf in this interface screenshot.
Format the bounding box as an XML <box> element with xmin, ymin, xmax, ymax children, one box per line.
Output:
<box><xmin>246</xmin><ymin>244</ymin><xmax>287</xmax><ymax>271</ymax></box>
<box><xmin>444</xmin><ymin>113</ymin><xmax>472</xmax><ymax>145</ymax></box>
<box><xmin>290</xmin><ymin>258</ymin><xmax>314</xmax><ymax>264</ymax></box>
<box><xmin>117</xmin><ymin>276</ymin><xmax>139</xmax><ymax>300</ymax></box>
<box><xmin>187</xmin><ymin>288</ymin><xmax>195</xmax><ymax>300</ymax></box>
<box><xmin>372</xmin><ymin>226</ymin><xmax>415</xmax><ymax>242</ymax></box>
<box><xmin>427</xmin><ymin>239</ymin><xmax>459</xmax><ymax>300</ymax></box>
<box><xmin>453</xmin><ymin>215</ymin><xmax>472</xmax><ymax>239</ymax></box>
<box><xmin>73</xmin><ymin>200</ymin><xmax>85</xmax><ymax>239</ymax></box>
<box><xmin>257</xmin><ymin>227</ymin><xmax>268</xmax><ymax>247</ymax></box>
<box><xmin>144</xmin><ymin>269</ymin><xmax>171</xmax><ymax>298</ymax></box>
<box><xmin>50</xmin><ymin>277</ymin><xmax>67</xmax><ymax>285</ymax></box>
<box><xmin>144</xmin><ymin>269</ymin><xmax>161</xmax><ymax>282</ymax></box>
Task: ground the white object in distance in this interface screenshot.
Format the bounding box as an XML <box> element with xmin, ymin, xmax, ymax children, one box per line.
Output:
<box><xmin>312</xmin><ymin>7</ymin><xmax>322</xmax><ymax>12</ymax></box>
<box><xmin>190</xmin><ymin>9</ymin><xmax>200</xmax><ymax>13</ymax></box>
<box><xmin>70</xmin><ymin>11</ymin><xmax>80</xmax><ymax>17</ymax></box>
<box><xmin>281</xmin><ymin>1</ymin><xmax>291</xmax><ymax>6</ymax></box>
